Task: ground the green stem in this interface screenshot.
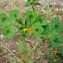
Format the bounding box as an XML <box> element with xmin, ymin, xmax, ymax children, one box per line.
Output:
<box><xmin>32</xmin><ymin>42</ymin><xmax>39</xmax><ymax>51</ymax></box>
<box><xmin>46</xmin><ymin>0</ymin><xmax>52</xmax><ymax>21</ymax></box>
<box><xmin>23</xmin><ymin>39</ymin><xmax>29</xmax><ymax>63</ymax></box>
<box><xmin>40</xmin><ymin>0</ymin><xmax>52</xmax><ymax>21</ymax></box>
<box><xmin>32</xmin><ymin>6</ymin><xmax>35</xmax><ymax>11</ymax></box>
<box><xmin>32</xmin><ymin>38</ymin><xmax>44</xmax><ymax>51</ymax></box>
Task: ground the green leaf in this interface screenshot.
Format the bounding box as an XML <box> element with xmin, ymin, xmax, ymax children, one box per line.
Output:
<box><xmin>51</xmin><ymin>17</ymin><xmax>63</xmax><ymax>33</ymax></box>
<box><xmin>2</xmin><ymin>25</ymin><xmax>16</xmax><ymax>38</ymax></box>
<box><xmin>19</xmin><ymin>26</ymin><xmax>26</xmax><ymax>38</ymax></box>
<box><xmin>24</xmin><ymin>0</ymin><xmax>39</xmax><ymax>7</ymax></box>
<box><xmin>18</xmin><ymin>42</ymin><xmax>25</xmax><ymax>54</ymax></box>
<box><xmin>16</xmin><ymin>18</ymin><xmax>23</xmax><ymax>25</ymax></box>
<box><xmin>32</xmin><ymin>3</ymin><xmax>40</xmax><ymax>6</ymax></box>
<box><xmin>32</xmin><ymin>23</ymin><xmax>44</xmax><ymax>36</ymax></box>
<box><xmin>11</xmin><ymin>61</ymin><xmax>16</xmax><ymax>63</ymax></box>
<box><xmin>43</xmin><ymin>24</ymin><xmax>51</xmax><ymax>35</ymax></box>
<box><xmin>31</xmin><ymin>0</ymin><xmax>39</xmax><ymax>6</ymax></box>
<box><xmin>35</xmin><ymin>14</ymin><xmax>47</xmax><ymax>26</ymax></box>
<box><xmin>49</xmin><ymin>34</ymin><xmax>63</xmax><ymax>47</ymax></box>
<box><xmin>31</xmin><ymin>2</ymin><xmax>40</xmax><ymax>6</ymax></box>
<box><xmin>9</xmin><ymin>10</ymin><xmax>20</xmax><ymax>23</ymax></box>
<box><xmin>0</xmin><ymin>13</ymin><xmax>11</xmax><ymax>26</ymax></box>
<box><xmin>26</xmin><ymin>11</ymin><xmax>37</xmax><ymax>24</ymax></box>
<box><xmin>51</xmin><ymin>17</ymin><xmax>60</xmax><ymax>29</ymax></box>
<box><xmin>52</xmin><ymin>24</ymin><xmax>63</xmax><ymax>33</ymax></box>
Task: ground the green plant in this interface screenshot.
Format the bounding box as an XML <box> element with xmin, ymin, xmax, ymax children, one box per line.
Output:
<box><xmin>0</xmin><ymin>0</ymin><xmax>63</xmax><ymax>63</ymax></box>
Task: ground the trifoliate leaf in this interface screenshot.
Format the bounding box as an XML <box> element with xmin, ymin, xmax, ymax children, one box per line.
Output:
<box><xmin>32</xmin><ymin>23</ymin><xmax>44</xmax><ymax>36</ymax></box>
<box><xmin>49</xmin><ymin>34</ymin><xmax>63</xmax><ymax>47</ymax></box>
<box><xmin>35</xmin><ymin>14</ymin><xmax>47</xmax><ymax>26</ymax></box>
<box><xmin>2</xmin><ymin>25</ymin><xmax>16</xmax><ymax>38</ymax></box>
<box><xmin>9</xmin><ymin>10</ymin><xmax>20</xmax><ymax>23</ymax></box>
<box><xmin>51</xmin><ymin>17</ymin><xmax>62</xmax><ymax>33</ymax></box>
<box><xmin>18</xmin><ymin>42</ymin><xmax>25</xmax><ymax>54</ymax></box>
<box><xmin>0</xmin><ymin>13</ymin><xmax>11</xmax><ymax>26</ymax></box>
<box><xmin>26</xmin><ymin>11</ymin><xmax>37</xmax><ymax>24</ymax></box>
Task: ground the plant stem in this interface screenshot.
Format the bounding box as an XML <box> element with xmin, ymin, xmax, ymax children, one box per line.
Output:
<box><xmin>32</xmin><ymin>38</ymin><xmax>44</xmax><ymax>51</ymax></box>
<box><xmin>46</xmin><ymin>0</ymin><xmax>52</xmax><ymax>21</ymax></box>
<box><xmin>23</xmin><ymin>39</ymin><xmax>29</xmax><ymax>63</ymax></box>
<box><xmin>40</xmin><ymin>0</ymin><xmax>52</xmax><ymax>21</ymax></box>
<box><xmin>32</xmin><ymin>6</ymin><xmax>35</xmax><ymax>11</ymax></box>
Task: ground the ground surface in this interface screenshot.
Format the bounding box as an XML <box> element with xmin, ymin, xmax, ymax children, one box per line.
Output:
<box><xmin>0</xmin><ymin>0</ymin><xmax>63</xmax><ymax>63</ymax></box>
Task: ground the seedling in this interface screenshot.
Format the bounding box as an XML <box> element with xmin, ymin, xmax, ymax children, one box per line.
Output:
<box><xmin>0</xmin><ymin>0</ymin><xmax>63</xmax><ymax>63</ymax></box>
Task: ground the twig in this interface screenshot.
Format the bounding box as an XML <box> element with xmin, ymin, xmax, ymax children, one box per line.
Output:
<box><xmin>0</xmin><ymin>50</ymin><xmax>18</xmax><ymax>57</ymax></box>
<box><xmin>32</xmin><ymin>6</ymin><xmax>35</xmax><ymax>11</ymax></box>
<box><xmin>32</xmin><ymin>38</ymin><xmax>44</xmax><ymax>51</ymax></box>
<box><xmin>0</xmin><ymin>42</ymin><xmax>21</xmax><ymax>62</ymax></box>
<box><xmin>25</xmin><ymin>39</ymin><xmax>33</xmax><ymax>48</ymax></box>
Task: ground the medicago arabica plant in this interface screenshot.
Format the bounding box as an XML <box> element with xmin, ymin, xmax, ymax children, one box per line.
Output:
<box><xmin>0</xmin><ymin>0</ymin><xmax>63</xmax><ymax>63</ymax></box>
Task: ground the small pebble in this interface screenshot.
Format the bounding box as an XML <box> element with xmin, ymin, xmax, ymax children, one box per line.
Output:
<box><xmin>51</xmin><ymin>2</ymin><xmax>57</xmax><ymax>5</ymax></box>
<box><xmin>61</xmin><ymin>3</ymin><xmax>63</xmax><ymax>6</ymax></box>
<box><xmin>0</xmin><ymin>34</ymin><xmax>4</xmax><ymax>39</ymax></box>
<box><xmin>55</xmin><ymin>8</ymin><xmax>59</xmax><ymax>11</ymax></box>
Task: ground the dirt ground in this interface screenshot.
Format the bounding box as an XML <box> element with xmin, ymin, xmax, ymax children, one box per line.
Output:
<box><xmin>0</xmin><ymin>0</ymin><xmax>63</xmax><ymax>63</ymax></box>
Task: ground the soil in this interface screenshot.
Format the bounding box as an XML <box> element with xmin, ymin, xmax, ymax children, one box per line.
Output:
<box><xmin>0</xmin><ymin>0</ymin><xmax>63</xmax><ymax>63</ymax></box>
